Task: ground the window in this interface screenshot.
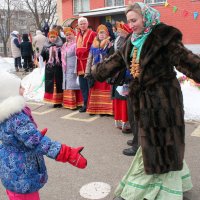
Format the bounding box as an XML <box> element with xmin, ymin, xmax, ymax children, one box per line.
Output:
<box><xmin>105</xmin><ymin>0</ymin><xmax>124</xmax><ymax>7</ymax></box>
<box><xmin>73</xmin><ymin>0</ymin><xmax>90</xmax><ymax>15</ymax></box>
<box><xmin>144</xmin><ymin>0</ymin><xmax>165</xmax><ymax>4</ymax></box>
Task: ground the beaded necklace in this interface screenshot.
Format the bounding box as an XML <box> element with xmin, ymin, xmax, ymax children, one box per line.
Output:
<box><xmin>130</xmin><ymin>47</ymin><xmax>140</xmax><ymax>78</ymax></box>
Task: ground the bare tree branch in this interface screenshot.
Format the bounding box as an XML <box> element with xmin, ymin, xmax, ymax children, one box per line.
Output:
<box><xmin>22</xmin><ymin>0</ymin><xmax>57</xmax><ymax>30</ymax></box>
<box><xmin>0</xmin><ymin>0</ymin><xmax>20</xmax><ymax>56</ymax></box>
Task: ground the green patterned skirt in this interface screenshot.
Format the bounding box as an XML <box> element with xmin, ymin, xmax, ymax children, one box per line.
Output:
<box><xmin>114</xmin><ymin>147</ymin><xmax>193</xmax><ymax>200</ymax></box>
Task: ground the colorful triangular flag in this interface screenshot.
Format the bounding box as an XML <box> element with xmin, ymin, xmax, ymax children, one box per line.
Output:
<box><xmin>193</xmin><ymin>11</ymin><xmax>199</xmax><ymax>19</ymax></box>
<box><xmin>173</xmin><ymin>6</ymin><xmax>178</xmax><ymax>13</ymax></box>
<box><xmin>183</xmin><ymin>10</ymin><xmax>189</xmax><ymax>17</ymax></box>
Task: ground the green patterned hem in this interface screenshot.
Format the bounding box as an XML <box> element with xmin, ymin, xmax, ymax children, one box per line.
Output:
<box><xmin>120</xmin><ymin>181</ymin><xmax>182</xmax><ymax>196</ymax></box>
<box><xmin>115</xmin><ymin>148</ymin><xmax>192</xmax><ymax>200</ymax></box>
<box><xmin>182</xmin><ymin>173</ymin><xmax>190</xmax><ymax>179</ymax></box>
<box><xmin>119</xmin><ymin>172</ymin><xmax>191</xmax><ymax>196</ymax></box>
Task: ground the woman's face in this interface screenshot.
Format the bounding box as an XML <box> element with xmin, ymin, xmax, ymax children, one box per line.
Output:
<box><xmin>117</xmin><ymin>31</ymin><xmax>127</xmax><ymax>38</ymax></box>
<box><xmin>66</xmin><ymin>33</ymin><xmax>75</xmax><ymax>41</ymax></box>
<box><xmin>98</xmin><ymin>31</ymin><xmax>107</xmax><ymax>41</ymax></box>
<box><xmin>126</xmin><ymin>10</ymin><xmax>144</xmax><ymax>35</ymax></box>
<box><xmin>49</xmin><ymin>36</ymin><xmax>57</xmax><ymax>43</ymax></box>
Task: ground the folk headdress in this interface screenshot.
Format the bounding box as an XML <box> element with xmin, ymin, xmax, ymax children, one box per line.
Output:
<box><xmin>92</xmin><ymin>25</ymin><xmax>110</xmax><ymax>49</ymax></box>
<box><xmin>130</xmin><ymin>2</ymin><xmax>160</xmax><ymax>60</ymax></box>
<box><xmin>63</xmin><ymin>27</ymin><xmax>76</xmax><ymax>36</ymax></box>
<box><xmin>48</xmin><ymin>29</ymin><xmax>58</xmax><ymax>38</ymax></box>
<box><xmin>116</xmin><ymin>21</ymin><xmax>132</xmax><ymax>35</ymax></box>
<box><xmin>129</xmin><ymin>2</ymin><xmax>160</xmax><ymax>79</ymax></box>
<box><xmin>96</xmin><ymin>24</ymin><xmax>109</xmax><ymax>36</ymax></box>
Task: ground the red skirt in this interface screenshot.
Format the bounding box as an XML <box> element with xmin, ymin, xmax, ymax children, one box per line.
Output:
<box><xmin>113</xmin><ymin>99</ymin><xmax>128</xmax><ymax>123</ymax></box>
<box><xmin>87</xmin><ymin>81</ymin><xmax>113</xmax><ymax>115</ymax></box>
<box><xmin>63</xmin><ymin>90</ymin><xmax>83</xmax><ymax>109</ymax></box>
<box><xmin>44</xmin><ymin>82</ymin><xmax>63</xmax><ymax>104</ymax></box>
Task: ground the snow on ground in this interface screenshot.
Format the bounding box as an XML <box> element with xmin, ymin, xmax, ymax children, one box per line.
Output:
<box><xmin>0</xmin><ymin>56</ymin><xmax>45</xmax><ymax>102</ymax></box>
<box><xmin>21</xmin><ymin>67</ymin><xmax>45</xmax><ymax>102</ymax></box>
<box><xmin>0</xmin><ymin>56</ymin><xmax>15</xmax><ymax>73</ymax></box>
<box><xmin>1</xmin><ymin>57</ymin><xmax>200</xmax><ymax>121</ymax></box>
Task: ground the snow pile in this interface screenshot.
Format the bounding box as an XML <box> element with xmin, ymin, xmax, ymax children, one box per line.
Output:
<box><xmin>0</xmin><ymin>57</ymin><xmax>15</xmax><ymax>72</ymax></box>
<box><xmin>181</xmin><ymin>81</ymin><xmax>200</xmax><ymax>122</ymax></box>
<box><xmin>21</xmin><ymin>67</ymin><xmax>45</xmax><ymax>102</ymax></box>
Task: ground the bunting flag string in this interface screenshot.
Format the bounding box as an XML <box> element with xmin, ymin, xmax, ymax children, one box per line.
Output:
<box><xmin>164</xmin><ymin>1</ymin><xmax>199</xmax><ymax>20</ymax></box>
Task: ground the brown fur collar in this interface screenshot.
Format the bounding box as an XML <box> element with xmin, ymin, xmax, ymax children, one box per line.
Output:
<box><xmin>92</xmin><ymin>37</ymin><xmax>110</xmax><ymax>49</ymax></box>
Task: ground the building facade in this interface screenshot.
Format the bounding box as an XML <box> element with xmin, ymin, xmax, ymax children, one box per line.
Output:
<box><xmin>0</xmin><ymin>9</ymin><xmax>36</xmax><ymax>57</ymax></box>
<box><xmin>59</xmin><ymin>0</ymin><xmax>200</xmax><ymax>52</ymax></box>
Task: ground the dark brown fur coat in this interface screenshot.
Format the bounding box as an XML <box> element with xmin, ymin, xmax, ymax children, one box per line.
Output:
<box><xmin>92</xmin><ymin>23</ymin><xmax>200</xmax><ymax>174</ymax></box>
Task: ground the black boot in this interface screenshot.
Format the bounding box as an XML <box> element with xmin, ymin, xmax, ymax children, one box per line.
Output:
<box><xmin>127</xmin><ymin>140</ymin><xmax>133</xmax><ymax>146</ymax></box>
<box><xmin>53</xmin><ymin>104</ymin><xmax>62</xmax><ymax>108</ymax></box>
<box><xmin>122</xmin><ymin>129</ymin><xmax>132</xmax><ymax>134</ymax></box>
<box><xmin>123</xmin><ymin>145</ymin><xmax>138</xmax><ymax>156</ymax></box>
<box><xmin>79</xmin><ymin>106</ymin><xmax>86</xmax><ymax>112</ymax></box>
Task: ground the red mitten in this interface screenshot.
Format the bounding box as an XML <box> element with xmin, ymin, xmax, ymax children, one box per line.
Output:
<box><xmin>68</xmin><ymin>146</ymin><xmax>87</xmax><ymax>169</ymax></box>
<box><xmin>40</xmin><ymin>128</ymin><xmax>48</xmax><ymax>136</ymax></box>
<box><xmin>56</xmin><ymin>145</ymin><xmax>87</xmax><ymax>169</ymax></box>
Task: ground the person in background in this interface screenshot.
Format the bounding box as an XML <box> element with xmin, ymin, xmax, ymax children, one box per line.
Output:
<box><xmin>41</xmin><ymin>29</ymin><xmax>63</xmax><ymax>108</ymax></box>
<box><xmin>32</xmin><ymin>30</ymin><xmax>47</xmax><ymax>55</ymax></box>
<box><xmin>92</xmin><ymin>2</ymin><xmax>200</xmax><ymax>199</ymax></box>
<box><xmin>42</xmin><ymin>21</ymin><xmax>49</xmax><ymax>37</ymax></box>
<box><xmin>112</xmin><ymin>25</ymin><xmax>118</xmax><ymax>38</ymax></box>
<box><xmin>85</xmin><ymin>24</ymin><xmax>113</xmax><ymax>115</ymax></box>
<box><xmin>61</xmin><ymin>27</ymin><xmax>83</xmax><ymax>109</ymax></box>
<box><xmin>55</xmin><ymin>25</ymin><xmax>66</xmax><ymax>44</ymax></box>
<box><xmin>105</xmin><ymin>21</ymin><xmax>116</xmax><ymax>42</ymax></box>
<box><xmin>10</xmin><ymin>31</ymin><xmax>22</xmax><ymax>72</ymax></box>
<box><xmin>108</xmin><ymin>21</ymin><xmax>132</xmax><ymax>133</ymax></box>
<box><xmin>0</xmin><ymin>71</ymin><xmax>87</xmax><ymax>200</ymax></box>
<box><xmin>76</xmin><ymin>17</ymin><xmax>96</xmax><ymax>112</ymax></box>
<box><xmin>114</xmin><ymin>22</ymin><xmax>139</xmax><ymax>156</ymax></box>
<box><xmin>21</xmin><ymin>33</ymin><xmax>34</xmax><ymax>72</ymax></box>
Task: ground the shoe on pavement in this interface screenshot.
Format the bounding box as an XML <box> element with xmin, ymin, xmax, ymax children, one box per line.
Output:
<box><xmin>122</xmin><ymin>129</ymin><xmax>132</xmax><ymax>134</ymax></box>
<box><xmin>123</xmin><ymin>145</ymin><xmax>138</xmax><ymax>156</ymax></box>
<box><xmin>53</xmin><ymin>104</ymin><xmax>62</xmax><ymax>108</ymax></box>
<box><xmin>127</xmin><ymin>139</ymin><xmax>133</xmax><ymax>146</ymax></box>
<box><xmin>79</xmin><ymin>106</ymin><xmax>87</xmax><ymax>112</ymax></box>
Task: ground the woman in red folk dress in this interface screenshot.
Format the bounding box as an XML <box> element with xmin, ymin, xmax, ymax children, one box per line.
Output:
<box><xmin>85</xmin><ymin>25</ymin><xmax>113</xmax><ymax>115</ymax></box>
<box><xmin>61</xmin><ymin>27</ymin><xmax>83</xmax><ymax>109</ymax></box>
<box><xmin>110</xmin><ymin>22</ymin><xmax>133</xmax><ymax>133</ymax></box>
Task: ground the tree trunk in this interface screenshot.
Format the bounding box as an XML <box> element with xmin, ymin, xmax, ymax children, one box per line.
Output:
<box><xmin>3</xmin><ymin>42</ymin><xmax>8</xmax><ymax>57</ymax></box>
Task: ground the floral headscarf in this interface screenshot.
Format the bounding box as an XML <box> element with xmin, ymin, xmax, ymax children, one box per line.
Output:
<box><xmin>130</xmin><ymin>2</ymin><xmax>160</xmax><ymax>60</ymax></box>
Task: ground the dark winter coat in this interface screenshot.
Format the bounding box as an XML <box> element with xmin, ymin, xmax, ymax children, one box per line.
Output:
<box><xmin>108</xmin><ymin>36</ymin><xmax>128</xmax><ymax>100</ymax></box>
<box><xmin>41</xmin><ymin>37</ymin><xmax>63</xmax><ymax>94</ymax></box>
<box><xmin>92</xmin><ymin>23</ymin><xmax>200</xmax><ymax>174</ymax></box>
<box><xmin>21</xmin><ymin>34</ymin><xmax>33</xmax><ymax>58</ymax></box>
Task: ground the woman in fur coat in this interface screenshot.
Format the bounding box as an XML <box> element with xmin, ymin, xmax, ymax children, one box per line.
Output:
<box><xmin>41</xmin><ymin>29</ymin><xmax>63</xmax><ymax>108</ymax></box>
<box><xmin>92</xmin><ymin>2</ymin><xmax>200</xmax><ymax>200</ymax></box>
<box><xmin>0</xmin><ymin>71</ymin><xmax>87</xmax><ymax>200</ymax></box>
